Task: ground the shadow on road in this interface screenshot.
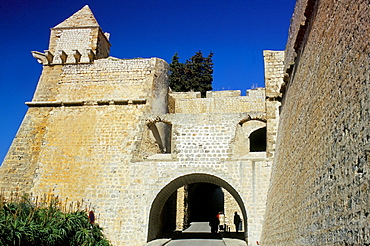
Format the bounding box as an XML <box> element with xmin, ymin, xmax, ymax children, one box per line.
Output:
<box><xmin>220</xmin><ymin>232</ymin><xmax>245</xmax><ymax>240</ymax></box>
<box><xmin>172</xmin><ymin>232</ymin><xmax>222</xmax><ymax>240</ymax></box>
<box><xmin>160</xmin><ymin>222</ymin><xmax>246</xmax><ymax>243</ymax></box>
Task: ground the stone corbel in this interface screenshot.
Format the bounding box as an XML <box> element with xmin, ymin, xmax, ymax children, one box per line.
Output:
<box><xmin>145</xmin><ymin>115</ymin><xmax>171</xmax><ymax>126</ymax></box>
<box><xmin>72</xmin><ymin>50</ymin><xmax>82</xmax><ymax>63</ymax></box>
<box><xmin>146</xmin><ymin>116</ymin><xmax>162</xmax><ymax>126</ymax></box>
<box><xmin>31</xmin><ymin>51</ymin><xmax>49</xmax><ymax>65</ymax></box>
<box><xmin>53</xmin><ymin>50</ymin><xmax>68</xmax><ymax>64</ymax></box>
<box><xmin>104</xmin><ymin>32</ymin><xmax>110</xmax><ymax>40</ymax></box>
<box><xmin>80</xmin><ymin>49</ymin><xmax>95</xmax><ymax>63</ymax></box>
<box><xmin>44</xmin><ymin>50</ymin><xmax>54</xmax><ymax>64</ymax></box>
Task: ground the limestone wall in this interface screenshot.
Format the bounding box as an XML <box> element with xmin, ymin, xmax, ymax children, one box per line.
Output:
<box><xmin>263</xmin><ymin>51</ymin><xmax>284</xmax><ymax>162</ymax></box>
<box><xmin>32</xmin><ymin>58</ymin><xmax>167</xmax><ymax>103</ymax></box>
<box><xmin>144</xmin><ymin>112</ymin><xmax>272</xmax><ymax>245</ymax></box>
<box><xmin>1</xmin><ymin>61</ymin><xmax>271</xmax><ymax>245</ymax></box>
<box><xmin>283</xmin><ymin>0</ymin><xmax>308</xmax><ymax>72</ymax></box>
<box><xmin>261</xmin><ymin>0</ymin><xmax>370</xmax><ymax>245</ymax></box>
<box><xmin>2</xmin><ymin>110</ymin><xmax>271</xmax><ymax>245</ymax></box>
<box><xmin>0</xmin><ymin>50</ymin><xmax>272</xmax><ymax>245</ymax></box>
<box><xmin>0</xmin><ymin>56</ymin><xmax>168</xmax><ymax>197</ymax></box>
<box><xmin>169</xmin><ymin>89</ymin><xmax>266</xmax><ymax>114</ymax></box>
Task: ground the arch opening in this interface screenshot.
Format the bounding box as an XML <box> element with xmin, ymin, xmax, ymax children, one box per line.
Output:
<box><xmin>147</xmin><ymin>173</ymin><xmax>248</xmax><ymax>243</ymax></box>
<box><xmin>249</xmin><ymin>127</ymin><xmax>266</xmax><ymax>152</ymax></box>
<box><xmin>187</xmin><ymin>183</ymin><xmax>224</xmax><ymax>223</ymax></box>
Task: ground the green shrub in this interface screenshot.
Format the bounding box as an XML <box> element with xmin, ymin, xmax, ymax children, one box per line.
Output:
<box><xmin>0</xmin><ymin>194</ymin><xmax>111</xmax><ymax>246</ymax></box>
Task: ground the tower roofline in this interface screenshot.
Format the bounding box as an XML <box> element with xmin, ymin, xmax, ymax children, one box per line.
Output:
<box><xmin>53</xmin><ymin>5</ymin><xmax>100</xmax><ymax>29</ymax></box>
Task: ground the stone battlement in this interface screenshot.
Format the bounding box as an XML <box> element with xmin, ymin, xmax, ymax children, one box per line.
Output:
<box><xmin>31</xmin><ymin>57</ymin><xmax>168</xmax><ymax>112</ymax></box>
<box><xmin>168</xmin><ymin>88</ymin><xmax>266</xmax><ymax>113</ymax></box>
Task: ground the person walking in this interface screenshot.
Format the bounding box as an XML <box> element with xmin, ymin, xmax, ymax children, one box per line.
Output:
<box><xmin>209</xmin><ymin>214</ymin><xmax>220</xmax><ymax>234</ymax></box>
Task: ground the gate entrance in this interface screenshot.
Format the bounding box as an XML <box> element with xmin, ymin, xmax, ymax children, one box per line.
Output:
<box><xmin>187</xmin><ymin>183</ymin><xmax>223</xmax><ymax>223</ymax></box>
<box><xmin>148</xmin><ymin>173</ymin><xmax>248</xmax><ymax>243</ymax></box>
<box><xmin>160</xmin><ymin>183</ymin><xmax>224</xmax><ymax>235</ymax></box>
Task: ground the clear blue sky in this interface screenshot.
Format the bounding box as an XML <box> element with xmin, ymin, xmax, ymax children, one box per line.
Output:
<box><xmin>0</xmin><ymin>0</ymin><xmax>296</xmax><ymax>162</ymax></box>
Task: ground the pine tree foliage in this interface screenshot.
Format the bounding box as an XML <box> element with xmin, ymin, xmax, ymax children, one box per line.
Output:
<box><xmin>169</xmin><ymin>53</ymin><xmax>186</xmax><ymax>92</ymax></box>
<box><xmin>169</xmin><ymin>51</ymin><xmax>213</xmax><ymax>97</ymax></box>
<box><xmin>0</xmin><ymin>194</ymin><xmax>111</xmax><ymax>246</ymax></box>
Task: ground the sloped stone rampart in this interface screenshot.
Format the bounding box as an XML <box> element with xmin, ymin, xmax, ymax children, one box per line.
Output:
<box><xmin>261</xmin><ymin>0</ymin><xmax>370</xmax><ymax>245</ymax></box>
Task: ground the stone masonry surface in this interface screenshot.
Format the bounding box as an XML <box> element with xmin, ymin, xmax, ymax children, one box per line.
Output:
<box><xmin>261</xmin><ymin>0</ymin><xmax>370</xmax><ymax>245</ymax></box>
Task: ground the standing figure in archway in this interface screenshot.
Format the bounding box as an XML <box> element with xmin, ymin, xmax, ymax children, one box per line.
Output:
<box><xmin>234</xmin><ymin>212</ymin><xmax>241</xmax><ymax>233</ymax></box>
<box><xmin>209</xmin><ymin>214</ymin><xmax>220</xmax><ymax>234</ymax></box>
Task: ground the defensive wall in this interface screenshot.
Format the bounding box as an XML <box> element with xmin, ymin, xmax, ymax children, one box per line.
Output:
<box><xmin>0</xmin><ymin>5</ymin><xmax>285</xmax><ymax>246</ymax></box>
<box><xmin>261</xmin><ymin>0</ymin><xmax>369</xmax><ymax>245</ymax></box>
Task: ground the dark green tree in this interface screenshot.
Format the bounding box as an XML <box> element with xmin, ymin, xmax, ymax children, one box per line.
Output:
<box><xmin>168</xmin><ymin>53</ymin><xmax>187</xmax><ymax>92</ymax></box>
<box><xmin>169</xmin><ymin>51</ymin><xmax>213</xmax><ymax>97</ymax></box>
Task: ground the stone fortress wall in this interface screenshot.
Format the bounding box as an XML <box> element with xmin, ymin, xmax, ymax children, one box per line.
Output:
<box><xmin>0</xmin><ymin>5</ymin><xmax>284</xmax><ymax>246</ymax></box>
<box><xmin>168</xmin><ymin>89</ymin><xmax>266</xmax><ymax>114</ymax></box>
<box><xmin>261</xmin><ymin>0</ymin><xmax>369</xmax><ymax>245</ymax></box>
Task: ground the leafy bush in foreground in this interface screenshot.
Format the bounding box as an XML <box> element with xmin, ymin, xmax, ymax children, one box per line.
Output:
<box><xmin>0</xmin><ymin>194</ymin><xmax>110</xmax><ymax>246</ymax></box>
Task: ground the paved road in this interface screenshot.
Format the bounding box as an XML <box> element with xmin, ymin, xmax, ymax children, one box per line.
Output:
<box><xmin>166</xmin><ymin>222</ymin><xmax>225</xmax><ymax>246</ymax></box>
<box><xmin>181</xmin><ymin>221</ymin><xmax>212</xmax><ymax>233</ymax></box>
<box><xmin>166</xmin><ymin>238</ymin><xmax>225</xmax><ymax>245</ymax></box>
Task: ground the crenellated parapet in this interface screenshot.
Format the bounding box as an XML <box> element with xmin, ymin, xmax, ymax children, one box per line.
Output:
<box><xmin>168</xmin><ymin>89</ymin><xmax>266</xmax><ymax>114</ymax></box>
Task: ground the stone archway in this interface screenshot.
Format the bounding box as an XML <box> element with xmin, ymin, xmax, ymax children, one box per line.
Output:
<box><xmin>147</xmin><ymin>173</ymin><xmax>248</xmax><ymax>243</ymax></box>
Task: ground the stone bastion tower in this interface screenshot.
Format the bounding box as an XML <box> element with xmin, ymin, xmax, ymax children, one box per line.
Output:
<box><xmin>0</xmin><ymin>6</ymin><xmax>284</xmax><ymax>246</ymax></box>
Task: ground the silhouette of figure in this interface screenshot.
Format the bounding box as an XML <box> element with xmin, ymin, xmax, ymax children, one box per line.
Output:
<box><xmin>218</xmin><ymin>212</ymin><xmax>225</xmax><ymax>231</ymax></box>
<box><xmin>234</xmin><ymin>212</ymin><xmax>241</xmax><ymax>233</ymax></box>
<box><xmin>209</xmin><ymin>214</ymin><xmax>220</xmax><ymax>234</ymax></box>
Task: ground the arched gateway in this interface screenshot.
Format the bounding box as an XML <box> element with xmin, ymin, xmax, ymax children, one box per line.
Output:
<box><xmin>148</xmin><ymin>173</ymin><xmax>248</xmax><ymax>242</ymax></box>
<box><xmin>0</xmin><ymin>6</ymin><xmax>284</xmax><ymax>246</ymax></box>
